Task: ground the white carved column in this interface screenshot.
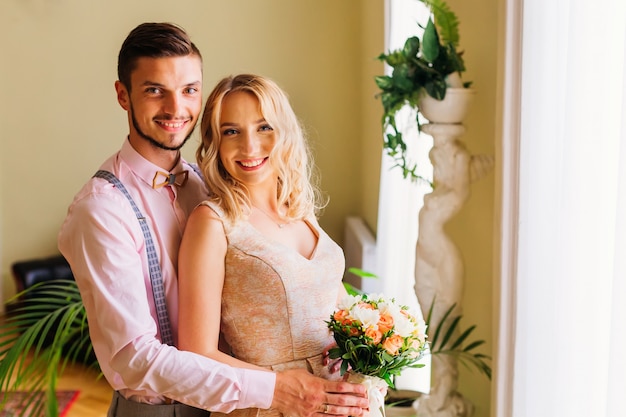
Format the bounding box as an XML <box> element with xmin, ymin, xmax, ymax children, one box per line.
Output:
<box><xmin>413</xmin><ymin>123</ymin><xmax>472</xmax><ymax>417</ymax></box>
<box><xmin>413</xmin><ymin>122</ymin><xmax>490</xmax><ymax>417</ymax></box>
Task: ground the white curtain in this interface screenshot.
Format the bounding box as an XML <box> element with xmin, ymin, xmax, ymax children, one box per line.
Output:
<box><xmin>374</xmin><ymin>0</ymin><xmax>432</xmax><ymax>394</ymax></box>
<box><xmin>376</xmin><ymin>0</ymin><xmax>431</xmax><ymax>314</ymax></box>
<box><xmin>498</xmin><ymin>0</ymin><xmax>626</xmax><ymax>416</ymax></box>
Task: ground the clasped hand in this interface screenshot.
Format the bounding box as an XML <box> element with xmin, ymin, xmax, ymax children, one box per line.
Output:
<box><xmin>273</xmin><ymin>368</ymin><xmax>369</xmax><ymax>417</ymax></box>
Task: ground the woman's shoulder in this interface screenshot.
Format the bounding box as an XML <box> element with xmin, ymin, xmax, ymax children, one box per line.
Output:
<box><xmin>190</xmin><ymin>199</ymin><xmax>238</xmax><ymax>236</ymax></box>
<box><xmin>196</xmin><ymin>199</ymin><xmax>225</xmax><ymax>218</ymax></box>
<box><xmin>187</xmin><ymin>201</ymin><xmax>226</xmax><ymax>229</ymax></box>
<box><xmin>185</xmin><ymin>202</ymin><xmax>229</xmax><ymax>242</ymax></box>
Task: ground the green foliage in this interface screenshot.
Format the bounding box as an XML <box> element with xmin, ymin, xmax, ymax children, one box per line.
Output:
<box><xmin>328</xmin><ymin>330</ymin><xmax>426</xmax><ymax>389</ymax></box>
<box><xmin>419</xmin><ymin>0</ymin><xmax>461</xmax><ymax>47</ymax></box>
<box><xmin>348</xmin><ymin>267</ymin><xmax>379</xmax><ymax>280</ymax></box>
<box><xmin>375</xmin><ymin>0</ymin><xmax>469</xmax><ymax>181</ymax></box>
<box><xmin>425</xmin><ymin>300</ymin><xmax>492</xmax><ymax>379</ymax></box>
<box><xmin>0</xmin><ymin>280</ymin><xmax>98</xmax><ymax>417</ymax></box>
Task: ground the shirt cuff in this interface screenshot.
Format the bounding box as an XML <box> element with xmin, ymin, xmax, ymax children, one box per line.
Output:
<box><xmin>237</xmin><ymin>369</ymin><xmax>276</xmax><ymax>409</ymax></box>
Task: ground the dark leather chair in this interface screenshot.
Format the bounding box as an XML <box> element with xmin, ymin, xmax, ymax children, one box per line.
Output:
<box><xmin>6</xmin><ymin>255</ymin><xmax>97</xmax><ymax>366</ymax></box>
<box><xmin>11</xmin><ymin>255</ymin><xmax>74</xmax><ymax>293</ymax></box>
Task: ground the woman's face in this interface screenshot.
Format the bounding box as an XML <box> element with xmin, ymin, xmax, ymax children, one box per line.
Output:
<box><xmin>218</xmin><ymin>91</ymin><xmax>278</xmax><ymax>187</ymax></box>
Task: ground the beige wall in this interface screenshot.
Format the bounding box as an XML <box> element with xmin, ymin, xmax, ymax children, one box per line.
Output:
<box><xmin>0</xmin><ymin>0</ymin><xmax>379</xmax><ymax>297</ymax></box>
<box><xmin>446</xmin><ymin>0</ymin><xmax>497</xmax><ymax>415</ymax></box>
<box><xmin>0</xmin><ymin>0</ymin><xmax>498</xmax><ymax>415</ymax></box>
<box><xmin>359</xmin><ymin>3</ymin><xmax>385</xmax><ymax>232</ymax></box>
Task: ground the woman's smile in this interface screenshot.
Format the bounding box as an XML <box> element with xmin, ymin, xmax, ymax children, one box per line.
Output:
<box><xmin>238</xmin><ymin>157</ymin><xmax>268</xmax><ymax>169</ymax></box>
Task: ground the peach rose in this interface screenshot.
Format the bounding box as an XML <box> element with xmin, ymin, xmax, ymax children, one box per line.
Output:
<box><xmin>358</xmin><ymin>302</ymin><xmax>375</xmax><ymax>310</ymax></box>
<box><xmin>382</xmin><ymin>334</ymin><xmax>404</xmax><ymax>355</ymax></box>
<box><xmin>377</xmin><ymin>313</ymin><xmax>394</xmax><ymax>334</ymax></box>
<box><xmin>333</xmin><ymin>309</ymin><xmax>356</xmax><ymax>327</ymax></box>
<box><xmin>364</xmin><ymin>326</ymin><xmax>383</xmax><ymax>345</ymax></box>
<box><xmin>333</xmin><ymin>310</ymin><xmax>348</xmax><ymax>321</ymax></box>
<box><xmin>348</xmin><ymin>326</ymin><xmax>362</xmax><ymax>337</ymax></box>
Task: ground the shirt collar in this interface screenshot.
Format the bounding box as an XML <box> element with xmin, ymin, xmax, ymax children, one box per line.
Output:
<box><xmin>119</xmin><ymin>138</ymin><xmax>187</xmax><ymax>189</ymax></box>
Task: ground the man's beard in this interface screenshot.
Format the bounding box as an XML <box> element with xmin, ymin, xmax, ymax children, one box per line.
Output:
<box><xmin>130</xmin><ymin>105</ymin><xmax>196</xmax><ymax>151</ymax></box>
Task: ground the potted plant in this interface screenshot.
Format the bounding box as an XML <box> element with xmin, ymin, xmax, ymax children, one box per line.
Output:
<box><xmin>374</xmin><ymin>0</ymin><xmax>473</xmax><ymax>180</ymax></box>
<box><xmin>0</xmin><ymin>281</ymin><xmax>97</xmax><ymax>417</ymax></box>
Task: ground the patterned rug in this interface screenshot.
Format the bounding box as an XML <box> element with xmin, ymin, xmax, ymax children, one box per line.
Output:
<box><xmin>0</xmin><ymin>390</ymin><xmax>80</xmax><ymax>417</ymax></box>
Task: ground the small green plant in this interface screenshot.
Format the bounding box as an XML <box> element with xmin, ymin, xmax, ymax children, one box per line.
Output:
<box><xmin>343</xmin><ymin>267</ymin><xmax>377</xmax><ymax>296</ymax></box>
<box><xmin>0</xmin><ymin>280</ymin><xmax>97</xmax><ymax>417</ymax></box>
<box><xmin>425</xmin><ymin>300</ymin><xmax>491</xmax><ymax>379</ymax></box>
<box><xmin>375</xmin><ymin>0</ymin><xmax>471</xmax><ymax>181</ymax></box>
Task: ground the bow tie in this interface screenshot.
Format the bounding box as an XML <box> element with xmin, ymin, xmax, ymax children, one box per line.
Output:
<box><xmin>152</xmin><ymin>170</ymin><xmax>189</xmax><ymax>189</ymax></box>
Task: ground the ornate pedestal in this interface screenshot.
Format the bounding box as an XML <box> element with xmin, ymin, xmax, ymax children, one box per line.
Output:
<box><xmin>412</xmin><ymin>123</ymin><xmax>493</xmax><ymax>417</ymax></box>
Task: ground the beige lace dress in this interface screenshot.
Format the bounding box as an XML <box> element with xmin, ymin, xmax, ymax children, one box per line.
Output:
<box><xmin>199</xmin><ymin>201</ymin><xmax>345</xmax><ymax>417</ymax></box>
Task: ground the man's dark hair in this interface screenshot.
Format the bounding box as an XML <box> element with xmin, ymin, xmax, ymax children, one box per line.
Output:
<box><xmin>117</xmin><ymin>22</ymin><xmax>202</xmax><ymax>91</ymax></box>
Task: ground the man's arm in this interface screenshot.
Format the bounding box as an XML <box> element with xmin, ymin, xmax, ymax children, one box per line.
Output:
<box><xmin>60</xmin><ymin>182</ymin><xmax>368</xmax><ymax>416</ymax></box>
<box><xmin>58</xmin><ymin>187</ymin><xmax>274</xmax><ymax>413</ymax></box>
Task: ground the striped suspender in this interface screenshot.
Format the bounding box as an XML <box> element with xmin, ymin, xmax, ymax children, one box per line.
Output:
<box><xmin>93</xmin><ymin>170</ymin><xmax>174</xmax><ymax>345</ymax></box>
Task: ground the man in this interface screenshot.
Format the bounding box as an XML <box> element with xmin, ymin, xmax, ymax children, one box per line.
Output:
<box><xmin>58</xmin><ymin>22</ymin><xmax>367</xmax><ymax>417</ymax></box>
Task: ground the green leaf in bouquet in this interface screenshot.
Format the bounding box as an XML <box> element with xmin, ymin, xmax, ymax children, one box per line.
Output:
<box><xmin>328</xmin><ymin>347</ymin><xmax>342</xmax><ymax>360</ymax></box>
<box><xmin>382</xmin><ymin>374</ymin><xmax>394</xmax><ymax>389</ymax></box>
<box><xmin>340</xmin><ymin>360</ymin><xmax>350</xmax><ymax>376</ymax></box>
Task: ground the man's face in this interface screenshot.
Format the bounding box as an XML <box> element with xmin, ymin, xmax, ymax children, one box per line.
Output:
<box><xmin>116</xmin><ymin>55</ymin><xmax>203</xmax><ymax>153</ymax></box>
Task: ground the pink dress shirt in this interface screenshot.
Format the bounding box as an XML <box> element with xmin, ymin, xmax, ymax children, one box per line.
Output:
<box><xmin>57</xmin><ymin>139</ymin><xmax>275</xmax><ymax>412</ymax></box>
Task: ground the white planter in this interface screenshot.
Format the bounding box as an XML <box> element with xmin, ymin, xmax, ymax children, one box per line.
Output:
<box><xmin>418</xmin><ymin>88</ymin><xmax>475</xmax><ymax>124</ymax></box>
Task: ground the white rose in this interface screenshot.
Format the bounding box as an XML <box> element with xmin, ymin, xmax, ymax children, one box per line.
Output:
<box><xmin>350</xmin><ymin>306</ymin><xmax>381</xmax><ymax>329</ymax></box>
<box><xmin>394</xmin><ymin>313</ymin><xmax>417</xmax><ymax>338</ymax></box>
<box><xmin>337</xmin><ymin>294</ymin><xmax>362</xmax><ymax>311</ymax></box>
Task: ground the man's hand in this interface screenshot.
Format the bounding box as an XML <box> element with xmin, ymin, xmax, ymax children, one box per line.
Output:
<box><xmin>272</xmin><ymin>369</ymin><xmax>368</xmax><ymax>417</ymax></box>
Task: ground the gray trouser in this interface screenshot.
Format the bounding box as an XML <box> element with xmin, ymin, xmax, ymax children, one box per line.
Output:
<box><xmin>108</xmin><ymin>391</ymin><xmax>211</xmax><ymax>417</ymax></box>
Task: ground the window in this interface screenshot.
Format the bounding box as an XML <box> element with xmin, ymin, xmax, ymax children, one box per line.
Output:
<box><xmin>374</xmin><ymin>0</ymin><xmax>433</xmax><ymax>394</ymax></box>
<box><xmin>497</xmin><ymin>0</ymin><xmax>626</xmax><ymax>416</ymax></box>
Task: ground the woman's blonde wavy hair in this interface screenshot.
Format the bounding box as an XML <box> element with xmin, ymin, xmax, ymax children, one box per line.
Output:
<box><xmin>197</xmin><ymin>74</ymin><xmax>326</xmax><ymax>224</ymax></box>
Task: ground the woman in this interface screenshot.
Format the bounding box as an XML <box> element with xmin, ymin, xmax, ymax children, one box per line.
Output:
<box><xmin>178</xmin><ymin>74</ymin><xmax>348</xmax><ymax>417</ymax></box>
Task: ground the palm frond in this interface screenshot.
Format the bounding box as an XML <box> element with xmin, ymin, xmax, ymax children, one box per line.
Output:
<box><xmin>424</xmin><ymin>298</ymin><xmax>492</xmax><ymax>380</ymax></box>
<box><xmin>426</xmin><ymin>300</ymin><xmax>455</xmax><ymax>348</ymax></box>
<box><xmin>0</xmin><ymin>280</ymin><xmax>97</xmax><ymax>417</ymax></box>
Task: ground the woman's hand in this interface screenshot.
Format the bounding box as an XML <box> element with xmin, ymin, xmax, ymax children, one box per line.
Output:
<box><xmin>322</xmin><ymin>343</ymin><xmax>343</xmax><ymax>374</ymax></box>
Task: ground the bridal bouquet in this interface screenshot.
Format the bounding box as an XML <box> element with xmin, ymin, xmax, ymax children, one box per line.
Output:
<box><xmin>327</xmin><ymin>293</ymin><xmax>428</xmax><ymax>417</ymax></box>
